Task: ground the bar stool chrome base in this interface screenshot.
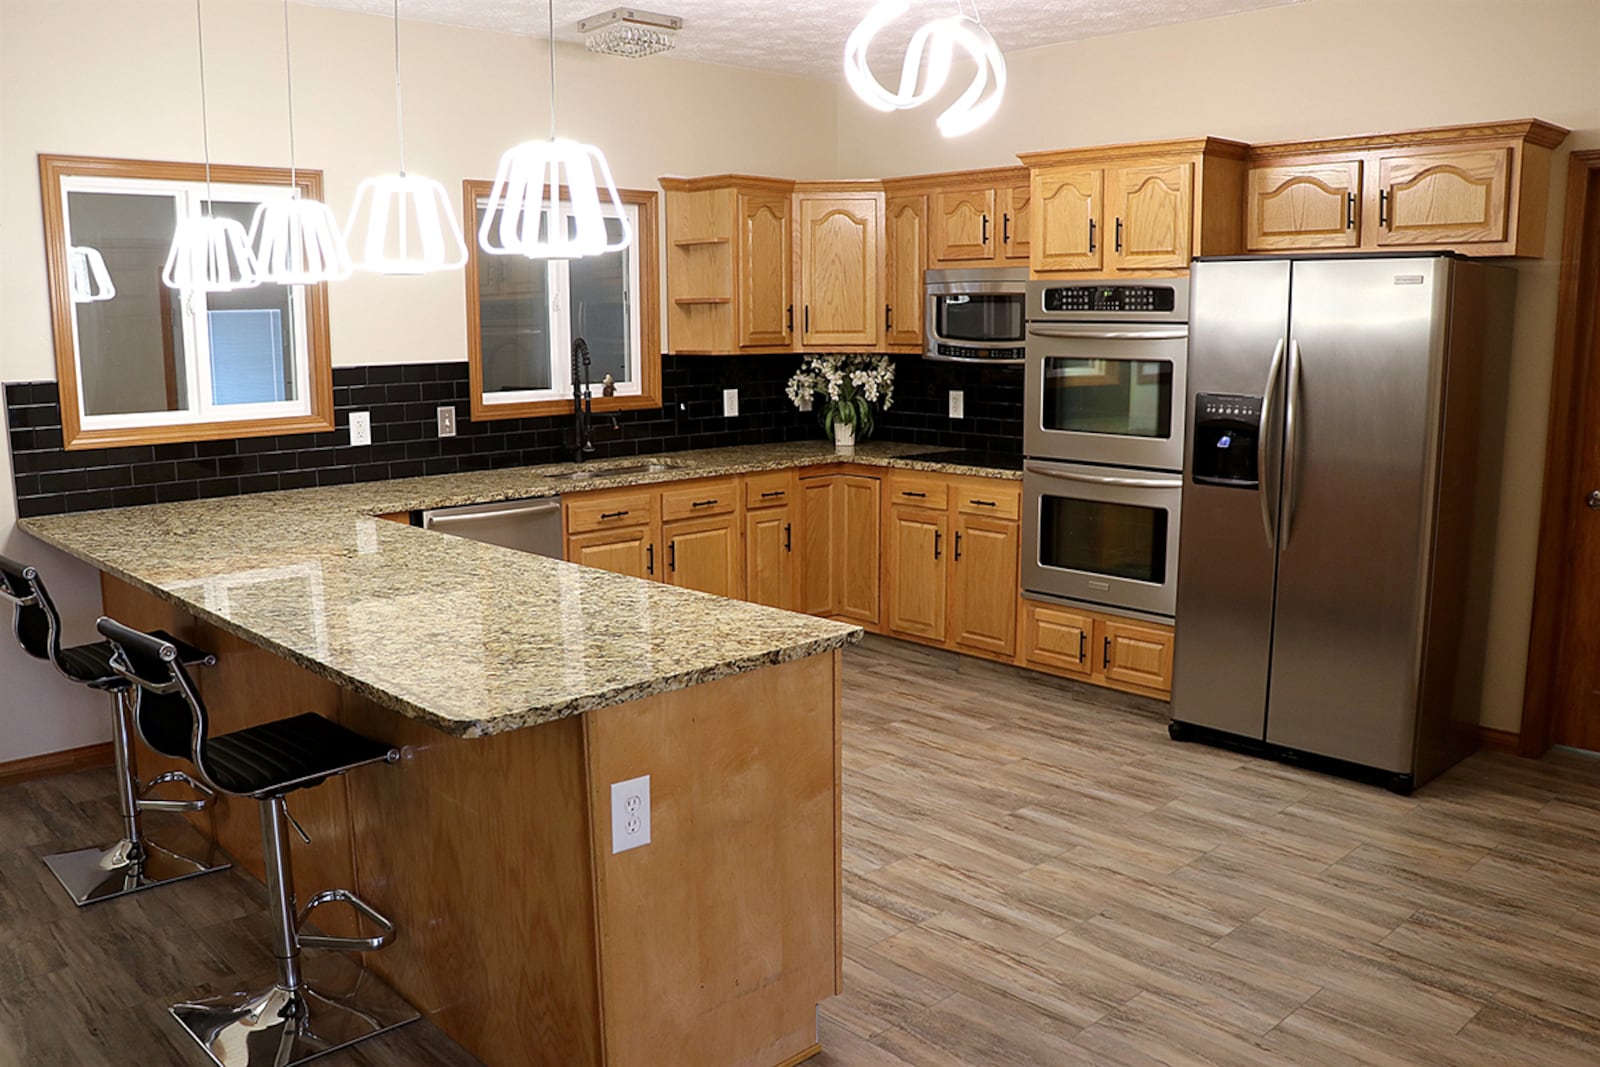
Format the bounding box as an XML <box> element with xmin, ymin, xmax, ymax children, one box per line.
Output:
<box><xmin>170</xmin><ymin>959</ymin><xmax>418</xmax><ymax>1067</ymax></box>
<box><xmin>43</xmin><ymin>836</ymin><xmax>229</xmax><ymax>907</ymax></box>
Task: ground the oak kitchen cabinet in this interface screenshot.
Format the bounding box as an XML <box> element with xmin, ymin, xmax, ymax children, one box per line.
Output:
<box><xmin>744</xmin><ymin>471</ymin><xmax>799</xmax><ymax>611</ymax></box>
<box><xmin>796</xmin><ymin>185</ymin><xmax>884</xmax><ymax>349</ymax></box>
<box><xmin>914</xmin><ymin>169</ymin><xmax>1033</xmax><ymax>268</ymax></box>
<box><xmin>799</xmin><ymin>468</ymin><xmax>881</xmax><ymax>628</ymax></box>
<box><xmin>661</xmin><ymin>479</ymin><xmax>742</xmax><ymax>599</ymax></box>
<box><xmin>883</xmin><ymin>194</ymin><xmax>926</xmax><ymax>351</ymax></box>
<box><xmin>885</xmin><ymin>473</ymin><xmax>949</xmax><ymax>642</ymax></box>
<box><xmin>564</xmin><ymin>488</ymin><xmax>658</xmax><ymax>581</ymax></box>
<box><xmin>1019</xmin><ymin>599</ymin><xmax>1174</xmax><ymax>698</ymax></box>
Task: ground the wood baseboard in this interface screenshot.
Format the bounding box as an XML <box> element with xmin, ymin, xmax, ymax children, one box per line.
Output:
<box><xmin>774</xmin><ymin>1044</ymin><xmax>823</xmax><ymax>1067</ymax></box>
<box><xmin>0</xmin><ymin>741</ymin><xmax>114</xmax><ymax>788</ymax></box>
<box><xmin>1479</xmin><ymin>726</ymin><xmax>1520</xmax><ymax>752</ymax></box>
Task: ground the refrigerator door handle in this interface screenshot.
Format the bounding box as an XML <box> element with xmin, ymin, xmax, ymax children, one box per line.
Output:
<box><xmin>1259</xmin><ymin>338</ymin><xmax>1285</xmax><ymax>549</ymax></box>
<box><xmin>1282</xmin><ymin>338</ymin><xmax>1303</xmax><ymax>546</ymax></box>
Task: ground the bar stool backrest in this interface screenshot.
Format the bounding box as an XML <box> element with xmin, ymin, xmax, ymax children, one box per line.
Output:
<box><xmin>96</xmin><ymin>616</ymin><xmax>219</xmax><ymax>790</ymax></box>
<box><xmin>0</xmin><ymin>554</ymin><xmax>61</xmax><ymax>664</ymax></box>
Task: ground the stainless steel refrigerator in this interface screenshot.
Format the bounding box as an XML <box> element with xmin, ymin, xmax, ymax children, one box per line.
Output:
<box><xmin>1169</xmin><ymin>254</ymin><xmax>1515</xmax><ymax>793</ymax></box>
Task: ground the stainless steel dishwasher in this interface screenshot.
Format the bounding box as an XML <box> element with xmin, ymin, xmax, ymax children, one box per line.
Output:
<box><xmin>420</xmin><ymin>496</ymin><xmax>564</xmax><ymax>558</ymax></box>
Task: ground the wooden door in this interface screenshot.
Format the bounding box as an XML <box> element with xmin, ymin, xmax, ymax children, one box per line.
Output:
<box><xmin>929</xmin><ymin>186</ymin><xmax>996</xmax><ymax>266</ymax></box>
<box><xmin>1020</xmin><ymin>601</ymin><xmax>1093</xmax><ymax>677</ymax></box>
<box><xmin>567</xmin><ymin>527</ymin><xmax>655</xmax><ymax>581</ymax></box>
<box><xmin>1246</xmin><ymin>160</ymin><xmax>1363</xmax><ymax>251</ymax></box>
<box><xmin>1374</xmin><ymin>148</ymin><xmax>1511</xmax><ymax>247</ymax></box>
<box><xmin>1096</xmin><ymin>617</ymin><xmax>1174</xmax><ymax>695</ymax></box>
<box><xmin>664</xmin><ymin>516</ymin><xmax>742</xmax><ymax>599</ymax></box>
<box><xmin>1000</xmin><ymin>182</ymin><xmax>1031</xmax><ymax>262</ymax></box>
<box><xmin>1032</xmin><ymin>166</ymin><xmax>1103</xmax><ymax>273</ymax></box>
<box><xmin>737</xmin><ymin>191</ymin><xmax>793</xmax><ymax>347</ymax></box>
<box><xmin>745</xmin><ymin>503</ymin><xmax>797</xmax><ymax>611</ymax></box>
<box><xmin>884</xmin><ymin>195</ymin><xmax>926</xmax><ymax>349</ymax></box>
<box><xmin>1108</xmin><ymin>162</ymin><xmax>1193</xmax><ymax>271</ymax></box>
<box><xmin>886</xmin><ymin>506</ymin><xmax>947</xmax><ymax>641</ymax></box>
<box><xmin>837</xmin><ymin>475</ymin><xmax>881</xmax><ymax>627</ymax></box>
<box><xmin>949</xmin><ymin>514</ymin><xmax>1018</xmax><ymax>657</ymax></box>
<box><xmin>798</xmin><ymin>476</ymin><xmax>838</xmax><ymax>616</ymax></box>
<box><xmin>798</xmin><ymin>194</ymin><xmax>882</xmax><ymax>347</ymax></box>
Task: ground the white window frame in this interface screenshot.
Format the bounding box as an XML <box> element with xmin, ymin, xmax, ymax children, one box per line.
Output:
<box><xmin>59</xmin><ymin>174</ymin><xmax>313</xmax><ymax>432</ymax></box>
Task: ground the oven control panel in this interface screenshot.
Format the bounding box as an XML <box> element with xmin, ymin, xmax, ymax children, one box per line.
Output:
<box><xmin>932</xmin><ymin>343</ymin><xmax>1026</xmax><ymax>362</ymax></box>
<box><xmin>1042</xmin><ymin>285</ymin><xmax>1177</xmax><ymax>314</ymax></box>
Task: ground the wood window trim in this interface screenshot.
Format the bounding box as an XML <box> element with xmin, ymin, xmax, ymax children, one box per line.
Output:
<box><xmin>462</xmin><ymin>179</ymin><xmax>661</xmax><ymax>422</ymax></box>
<box><xmin>39</xmin><ymin>154</ymin><xmax>335</xmax><ymax>451</ymax></box>
<box><xmin>1520</xmin><ymin>149</ymin><xmax>1600</xmax><ymax>758</ymax></box>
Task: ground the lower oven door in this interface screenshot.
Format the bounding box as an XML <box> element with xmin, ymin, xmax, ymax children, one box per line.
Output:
<box><xmin>1022</xmin><ymin>459</ymin><xmax>1183</xmax><ymax>617</ymax></box>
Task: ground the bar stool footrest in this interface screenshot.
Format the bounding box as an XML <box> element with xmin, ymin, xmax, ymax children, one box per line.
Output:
<box><xmin>296</xmin><ymin>888</ymin><xmax>397</xmax><ymax>952</ymax></box>
<box><xmin>137</xmin><ymin>769</ymin><xmax>215</xmax><ymax>813</ymax></box>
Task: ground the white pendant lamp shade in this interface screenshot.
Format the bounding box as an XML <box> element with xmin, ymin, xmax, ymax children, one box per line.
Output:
<box><xmin>162</xmin><ymin>215</ymin><xmax>261</xmax><ymax>293</ymax></box>
<box><xmin>249</xmin><ymin>197</ymin><xmax>354</xmax><ymax>285</ymax></box>
<box><xmin>68</xmin><ymin>246</ymin><xmax>116</xmax><ymax>303</ymax></box>
<box><xmin>479</xmin><ymin>138</ymin><xmax>632</xmax><ymax>259</ymax></box>
<box><xmin>346</xmin><ymin>174</ymin><xmax>467</xmax><ymax>274</ymax></box>
<box><xmin>843</xmin><ymin>0</ymin><xmax>1007</xmax><ymax>138</ymax></box>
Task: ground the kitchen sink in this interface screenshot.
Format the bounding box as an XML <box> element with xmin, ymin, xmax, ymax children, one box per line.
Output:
<box><xmin>544</xmin><ymin>461</ymin><xmax>680</xmax><ymax>481</ymax></box>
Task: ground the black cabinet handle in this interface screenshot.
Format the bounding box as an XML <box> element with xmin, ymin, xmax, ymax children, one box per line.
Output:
<box><xmin>1103</xmin><ymin>636</ymin><xmax>1111</xmax><ymax>670</ymax></box>
<box><xmin>934</xmin><ymin>530</ymin><xmax>942</xmax><ymax>561</ymax></box>
<box><xmin>1346</xmin><ymin>192</ymin><xmax>1356</xmax><ymax>230</ymax></box>
<box><xmin>784</xmin><ymin>522</ymin><xmax>792</xmax><ymax>552</ymax></box>
<box><xmin>1088</xmin><ymin>217</ymin><xmax>1096</xmax><ymax>253</ymax></box>
<box><xmin>1114</xmin><ymin>217</ymin><xmax>1124</xmax><ymax>253</ymax></box>
<box><xmin>981</xmin><ymin>214</ymin><xmax>990</xmax><ymax>244</ymax></box>
<box><xmin>1078</xmin><ymin>631</ymin><xmax>1086</xmax><ymax>663</ymax></box>
<box><xmin>901</xmin><ymin>490</ymin><xmax>926</xmax><ymax>499</ymax></box>
<box><xmin>647</xmin><ymin>543</ymin><xmax>654</xmax><ymax>575</ymax></box>
<box><xmin>1002</xmin><ymin>213</ymin><xmax>1011</xmax><ymax>245</ymax></box>
<box><xmin>804</xmin><ymin>305</ymin><xmax>810</xmax><ymax>333</ymax></box>
<box><xmin>691</xmin><ymin>499</ymin><xmax>718</xmax><ymax>509</ymax></box>
<box><xmin>885</xmin><ymin>303</ymin><xmax>892</xmax><ymax>331</ymax></box>
<box><xmin>969</xmin><ymin>499</ymin><xmax>996</xmax><ymax>508</ymax></box>
<box><xmin>600</xmin><ymin>510</ymin><xmax>629</xmax><ymax>520</ymax></box>
<box><xmin>668</xmin><ymin>541</ymin><xmax>676</xmax><ymax>572</ymax></box>
<box><xmin>786</xmin><ymin>304</ymin><xmax>794</xmax><ymax>331</ymax></box>
<box><xmin>954</xmin><ymin>531</ymin><xmax>962</xmax><ymax>562</ymax></box>
<box><xmin>760</xmin><ymin>490</ymin><xmax>785</xmax><ymax>499</ymax></box>
<box><xmin>1379</xmin><ymin>190</ymin><xmax>1389</xmax><ymax>229</ymax></box>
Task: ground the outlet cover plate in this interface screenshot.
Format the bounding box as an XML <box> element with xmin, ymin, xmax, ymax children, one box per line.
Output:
<box><xmin>722</xmin><ymin>388</ymin><xmax>739</xmax><ymax>417</ymax></box>
<box><xmin>611</xmin><ymin>775</ymin><xmax>651</xmax><ymax>854</ymax></box>
<box><xmin>437</xmin><ymin>406</ymin><xmax>457</xmax><ymax>438</ymax></box>
<box><xmin>948</xmin><ymin>390</ymin><xmax>965</xmax><ymax>419</ymax></box>
<box><xmin>348</xmin><ymin>411</ymin><xmax>372</xmax><ymax>446</ymax></box>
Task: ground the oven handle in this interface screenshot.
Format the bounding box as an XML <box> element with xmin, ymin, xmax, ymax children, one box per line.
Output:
<box><xmin>1025</xmin><ymin>462</ymin><xmax>1182</xmax><ymax>490</ymax></box>
<box><xmin>1026</xmin><ymin>325</ymin><xmax>1188</xmax><ymax>341</ymax></box>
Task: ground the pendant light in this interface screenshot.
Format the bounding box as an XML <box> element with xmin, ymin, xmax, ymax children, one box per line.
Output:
<box><xmin>478</xmin><ymin>0</ymin><xmax>632</xmax><ymax>259</ymax></box>
<box><xmin>249</xmin><ymin>0</ymin><xmax>353</xmax><ymax>283</ymax></box>
<box><xmin>843</xmin><ymin>0</ymin><xmax>1007</xmax><ymax>138</ymax></box>
<box><xmin>163</xmin><ymin>0</ymin><xmax>261</xmax><ymax>293</ymax></box>
<box><xmin>68</xmin><ymin>247</ymin><xmax>116</xmax><ymax>304</ymax></box>
<box><xmin>344</xmin><ymin>0</ymin><xmax>467</xmax><ymax>274</ymax></box>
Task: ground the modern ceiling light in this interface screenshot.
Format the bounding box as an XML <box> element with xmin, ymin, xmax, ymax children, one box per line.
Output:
<box><xmin>249</xmin><ymin>0</ymin><xmax>353</xmax><ymax>283</ymax></box>
<box><xmin>68</xmin><ymin>247</ymin><xmax>116</xmax><ymax>304</ymax></box>
<box><xmin>479</xmin><ymin>0</ymin><xmax>633</xmax><ymax>259</ymax></box>
<box><xmin>578</xmin><ymin>8</ymin><xmax>682</xmax><ymax>58</ymax></box>
<box><xmin>843</xmin><ymin>0</ymin><xmax>1007</xmax><ymax>138</ymax></box>
<box><xmin>345</xmin><ymin>0</ymin><xmax>467</xmax><ymax>274</ymax></box>
<box><xmin>163</xmin><ymin>0</ymin><xmax>261</xmax><ymax>293</ymax></box>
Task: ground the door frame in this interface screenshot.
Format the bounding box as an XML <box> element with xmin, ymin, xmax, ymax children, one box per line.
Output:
<box><xmin>1521</xmin><ymin>149</ymin><xmax>1600</xmax><ymax>757</ymax></box>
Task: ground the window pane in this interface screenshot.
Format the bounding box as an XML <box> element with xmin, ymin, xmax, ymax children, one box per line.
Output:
<box><xmin>67</xmin><ymin>190</ymin><xmax>190</xmax><ymax>417</ymax></box>
<box><xmin>206</xmin><ymin>200</ymin><xmax>299</xmax><ymax>406</ymax></box>
<box><xmin>569</xmin><ymin>218</ymin><xmax>633</xmax><ymax>386</ymax></box>
<box><xmin>476</xmin><ymin>202</ymin><xmax>553</xmax><ymax>393</ymax></box>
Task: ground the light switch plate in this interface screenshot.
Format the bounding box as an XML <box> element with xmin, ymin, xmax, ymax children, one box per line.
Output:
<box><xmin>437</xmin><ymin>406</ymin><xmax>457</xmax><ymax>438</ymax></box>
<box><xmin>723</xmin><ymin>388</ymin><xmax>740</xmax><ymax>417</ymax></box>
<box><xmin>611</xmin><ymin>775</ymin><xmax>651</xmax><ymax>854</ymax></box>
<box><xmin>348</xmin><ymin>411</ymin><xmax>372</xmax><ymax>447</ymax></box>
<box><xmin>948</xmin><ymin>390</ymin><xmax>965</xmax><ymax>419</ymax></box>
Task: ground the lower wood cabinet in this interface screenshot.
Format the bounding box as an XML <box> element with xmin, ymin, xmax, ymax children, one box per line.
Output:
<box><xmin>745</xmin><ymin>472</ymin><xmax>798</xmax><ymax>611</ymax></box>
<box><xmin>1020</xmin><ymin>599</ymin><xmax>1174</xmax><ymax>698</ymax></box>
<box><xmin>567</xmin><ymin>527</ymin><xmax>655</xmax><ymax>580</ymax></box>
<box><xmin>1098</xmin><ymin>617</ymin><xmax>1176</xmax><ymax>694</ymax></box>
<box><xmin>885</xmin><ymin>504</ymin><xmax>947</xmax><ymax>641</ymax></box>
<box><xmin>664</xmin><ymin>515</ymin><xmax>742</xmax><ymax>599</ymax></box>
<box><xmin>798</xmin><ymin>470</ymin><xmax>881</xmax><ymax>628</ymax></box>
<box><xmin>949</xmin><ymin>512</ymin><xmax>1019</xmax><ymax>658</ymax></box>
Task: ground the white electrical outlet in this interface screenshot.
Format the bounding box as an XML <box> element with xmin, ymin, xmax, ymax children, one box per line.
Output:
<box><xmin>611</xmin><ymin>775</ymin><xmax>651</xmax><ymax>854</ymax></box>
<box><xmin>436</xmin><ymin>406</ymin><xmax>457</xmax><ymax>438</ymax></box>
<box><xmin>723</xmin><ymin>388</ymin><xmax>740</xmax><ymax>418</ymax></box>
<box><xmin>949</xmin><ymin>390</ymin><xmax>965</xmax><ymax>419</ymax></box>
<box><xmin>348</xmin><ymin>410</ymin><xmax>372</xmax><ymax>446</ymax></box>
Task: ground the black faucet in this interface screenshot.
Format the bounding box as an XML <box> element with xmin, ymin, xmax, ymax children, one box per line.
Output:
<box><xmin>571</xmin><ymin>336</ymin><xmax>595</xmax><ymax>462</ymax></box>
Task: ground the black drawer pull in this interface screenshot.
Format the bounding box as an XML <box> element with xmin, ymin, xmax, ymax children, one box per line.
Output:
<box><xmin>600</xmin><ymin>510</ymin><xmax>629</xmax><ymax>520</ymax></box>
<box><xmin>760</xmin><ymin>490</ymin><xmax>785</xmax><ymax>499</ymax></box>
<box><xmin>784</xmin><ymin>523</ymin><xmax>792</xmax><ymax>552</ymax></box>
<box><xmin>1115</xmin><ymin>217</ymin><xmax>1124</xmax><ymax>253</ymax></box>
<box><xmin>1078</xmin><ymin>632</ymin><xmax>1086</xmax><ymax>662</ymax></box>
<box><xmin>647</xmin><ymin>543</ymin><xmax>654</xmax><ymax>575</ymax></box>
<box><xmin>1346</xmin><ymin>192</ymin><xmax>1356</xmax><ymax>230</ymax></box>
<box><xmin>1088</xmin><ymin>217</ymin><xmax>1096</xmax><ymax>253</ymax></box>
<box><xmin>691</xmin><ymin>499</ymin><xmax>719</xmax><ymax>508</ymax></box>
<box><xmin>954</xmin><ymin>531</ymin><xmax>962</xmax><ymax>562</ymax></box>
<box><xmin>1379</xmin><ymin>190</ymin><xmax>1390</xmax><ymax>228</ymax></box>
<box><xmin>934</xmin><ymin>530</ymin><xmax>942</xmax><ymax>561</ymax></box>
<box><xmin>969</xmin><ymin>499</ymin><xmax>996</xmax><ymax>508</ymax></box>
<box><xmin>1103</xmin><ymin>636</ymin><xmax>1111</xmax><ymax>670</ymax></box>
<box><xmin>668</xmin><ymin>541</ymin><xmax>676</xmax><ymax>571</ymax></box>
<box><xmin>902</xmin><ymin>490</ymin><xmax>926</xmax><ymax>498</ymax></box>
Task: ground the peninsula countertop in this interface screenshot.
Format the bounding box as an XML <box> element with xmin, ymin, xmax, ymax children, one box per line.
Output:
<box><xmin>20</xmin><ymin>440</ymin><xmax>1019</xmax><ymax>738</ymax></box>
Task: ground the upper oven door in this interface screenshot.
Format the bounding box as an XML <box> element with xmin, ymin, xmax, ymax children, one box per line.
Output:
<box><xmin>1023</xmin><ymin>323</ymin><xmax>1188</xmax><ymax>471</ymax></box>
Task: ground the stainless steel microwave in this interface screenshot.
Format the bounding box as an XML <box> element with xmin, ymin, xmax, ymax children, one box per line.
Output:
<box><xmin>924</xmin><ymin>267</ymin><xmax>1028</xmax><ymax>364</ymax></box>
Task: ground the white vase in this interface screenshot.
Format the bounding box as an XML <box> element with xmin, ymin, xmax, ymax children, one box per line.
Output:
<box><xmin>833</xmin><ymin>422</ymin><xmax>857</xmax><ymax>453</ymax></box>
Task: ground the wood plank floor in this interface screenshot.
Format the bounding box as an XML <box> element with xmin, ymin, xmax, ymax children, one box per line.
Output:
<box><xmin>5</xmin><ymin>636</ymin><xmax>1600</xmax><ymax>1065</ymax></box>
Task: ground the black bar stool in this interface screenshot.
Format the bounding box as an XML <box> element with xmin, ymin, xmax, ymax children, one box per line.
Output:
<box><xmin>97</xmin><ymin>616</ymin><xmax>418</xmax><ymax>1067</ymax></box>
<box><xmin>0</xmin><ymin>555</ymin><xmax>228</xmax><ymax>905</ymax></box>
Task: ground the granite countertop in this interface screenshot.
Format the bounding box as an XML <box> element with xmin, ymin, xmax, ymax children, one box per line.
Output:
<box><xmin>20</xmin><ymin>441</ymin><xmax>1020</xmax><ymax>738</ymax></box>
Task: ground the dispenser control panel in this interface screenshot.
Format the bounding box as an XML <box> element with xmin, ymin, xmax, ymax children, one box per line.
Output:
<box><xmin>1192</xmin><ymin>392</ymin><xmax>1265</xmax><ymax>490</ymax></box>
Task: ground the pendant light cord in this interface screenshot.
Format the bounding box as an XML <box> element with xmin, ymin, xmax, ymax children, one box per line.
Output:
<box><xmin>193</xmin><ymin>0</ymin><xmax>214</xmax><ymax>214</ymax></box>
<box><xmin>547</xmin><ymin>0</ymin><xmax>557</xmax><ymax>140</ymax></box>
<box><xmin>281</xmin><ymin>0</ymin><xmax>298</xmax><ymax>186</ymax></box>
<box><xmin>392</xmin><ymin>0</ymin><xmax>407</xmax><ymax>175</ymax></box>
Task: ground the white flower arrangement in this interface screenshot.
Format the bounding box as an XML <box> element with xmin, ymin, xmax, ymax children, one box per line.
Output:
<box><xmin>786</xmin><ymin>354</ymin><xmax>896</xmax><ymax>438</ymax></box>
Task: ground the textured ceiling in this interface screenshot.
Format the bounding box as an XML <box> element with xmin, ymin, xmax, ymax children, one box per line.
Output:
<box><xmin>295</xmin><ymin>0</ymin><xmax>1310</xmax><ymax>79</ymax></box>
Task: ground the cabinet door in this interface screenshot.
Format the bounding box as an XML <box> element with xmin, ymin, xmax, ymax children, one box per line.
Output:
<box><xmin>567</xmin><ymin>527</ymin><xmax>655</xmax><ymax>581</ymax></box>
<box><xmin>1096</xmin><ymin>618</ymin><xmax>1175</xmax><ymax>695</ymax></box>
<box><xmin>1032</xmin><ymin>166</ymin><xmax>1103</xmax><ymax>273</ymax></box>
<box><xmin>798</xmin><ymin>476</ymin><xmax>838</xmax><ymax>616</ymax></box>
<box><xmin>1108</xmin><ymin>162</ymin><xmax>1193</xmax><ymax>271</ymax></box>
<box><xmin>928</xmin><ymin>186</ymin><xmax>996</xmax><ymax>266</ymax></box>
<box><xmin>1246</xmin><ymin>160</ymin><xmax>1362</xmax><ymax>251</ymax></box>
<box><xmin>1000</xmin><ymin>182</ymin><xmax>1032</xmax><ymax>262</ymax></box>
<box><xmin>665</xmin><ymin>516</ymin><xmax>742</xmax><ymax>599</ymax></box>
<box><xmin>1374</xmin><ymin>148</ymin><xmax>1511</xmax><ymax>247</ymax></box>
<box><xmin>949</xmin><ymin>515</ymin><xmax>1018</xmax><ymax>657</ymax></box>
<box><xmin>745</xmin><ymin>503</ymin><xmax>797</xmax><ymax>611</ymax></box>
<box><xmin>1021</xmin><ymin>602</ymin><xmax>1093</xmax><ymax>677</ymax></box>
<box><xmin>799</xmin><ymin>195</ymin><xmax>882</xmax><ymax>347</ymax></box>
<box><xmin>886</xmin><ymin>506</ymin><xmax>947</xmax><ymax>641</ymax></box>
<box><xmin>884</xmin><ymin>195</ymin><xmax>926</xmax><ymax>349</ymax></box>
<box><xmin>837</xmin><ymin>475</ymin><xmax>881</xmax><ymax>627</ymax></box>
<box><xmin>737</xmin><ymin>191</ymin><xmax>793</xmax><ymax>347</ymax></box>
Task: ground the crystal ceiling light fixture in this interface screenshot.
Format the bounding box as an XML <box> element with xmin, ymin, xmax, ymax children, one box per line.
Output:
<box><xmin>68</xmin><ymin>247</ymin><xmax>116</xmax><ymax>304</ymax></box>
<box><xmin>344</xmin><ymin>0</ymin><xmax>467</xmax><ymax>274</ymax></box>
<box><xmin>578</xmin><ymin>8</ymin><xmax>683</xmax><ymax>59</ymax></box>
<box><xmin>843</xmin><ymin>0</ymin><xmax>1008</xmax><ymax>138</ymax></box>
<box><xmin>479</xmin><ymin>0</ymin><xmax>634</xmax><ymax>259</ymax></box>
<box><xmin>162</xmin><ymin>0</ymin><xmax>260</xmax><ymax>293</ymax></box>
<box><xmin>249</xmin><ymin>0</ymin><xmax>353</xmax><ymax>284</ymax></box>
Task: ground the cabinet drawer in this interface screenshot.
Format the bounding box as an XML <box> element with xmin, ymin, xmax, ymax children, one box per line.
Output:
<box><xmin>565</xmin><ymin>490</ymin><xmax>655</xmax><ymax>534</ymax></box>
<box><xmin>661</xmin><ymin>478</ymin><xmax>739</xmax><ymax>521</ymax></box>
<box><xmin>744</xmin><ymin>471</ymin><xmax>794</xmax><ymax>510</ymax></box>
<box><xmin>888</xmin><ymin>472</ymin><xmax>949</xmax><ymax>510</ymax></box>
<box><xmin>954</xmin><ymin>479</ymin><xmax>1020</xmax><ymax>520</ymax></box>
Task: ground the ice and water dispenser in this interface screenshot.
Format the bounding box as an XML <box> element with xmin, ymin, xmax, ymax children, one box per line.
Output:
<box><xmin>1191</xmin><ymin>393</ymin><xmax>1265</xmax><ymax>488</ymax></box>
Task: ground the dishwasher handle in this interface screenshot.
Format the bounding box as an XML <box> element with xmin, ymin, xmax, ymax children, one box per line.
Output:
<box><xmin>423</xmin><ymin>500</ymin><xmax>562</xmax><ymax>528</ymax></box>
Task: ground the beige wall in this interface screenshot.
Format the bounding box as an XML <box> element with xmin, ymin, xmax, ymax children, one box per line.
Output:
<box><xmin>834</xmin><ymin>0</ymin><xmax>1600</xmax><ymax>734</ymax></box>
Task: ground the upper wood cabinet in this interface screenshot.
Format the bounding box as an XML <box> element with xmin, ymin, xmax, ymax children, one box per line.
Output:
<box><xmin>796</xmin><ymin>188</ymin><xmax>884</xmax><ymax>349</ymax></box>
<box><xmin>1244</xmin><ymin>120</ymin><xmax>1568</xmax><ymax>257</ymax></box>
<box><xmin>884</xmin><ymin>194</ymin><xmax>926</xmax><ymax>351</ymax></box>
<box><xmin>737</xmin><ymin>191</ymin><xmax>794</xmax><ymax>346</ymax></box>
<box><xmin>1000</xmin><ymin>181</ymin><xmax>1031</xmax><ymax>262</ymax></box>
<box><xmin>929</xmin><ymin>187</ymin><xmax>995</xmax><ymax>265</ymax></box>
<box><xmin>921</xmin><ymin>168</ymin><xmax>1033</xmax><ymax>268</ymax></box>
<box><xmin>1021</xmin><ymin>139</ymin><xmax>1248</xmax><ymax>278</ymax></box>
